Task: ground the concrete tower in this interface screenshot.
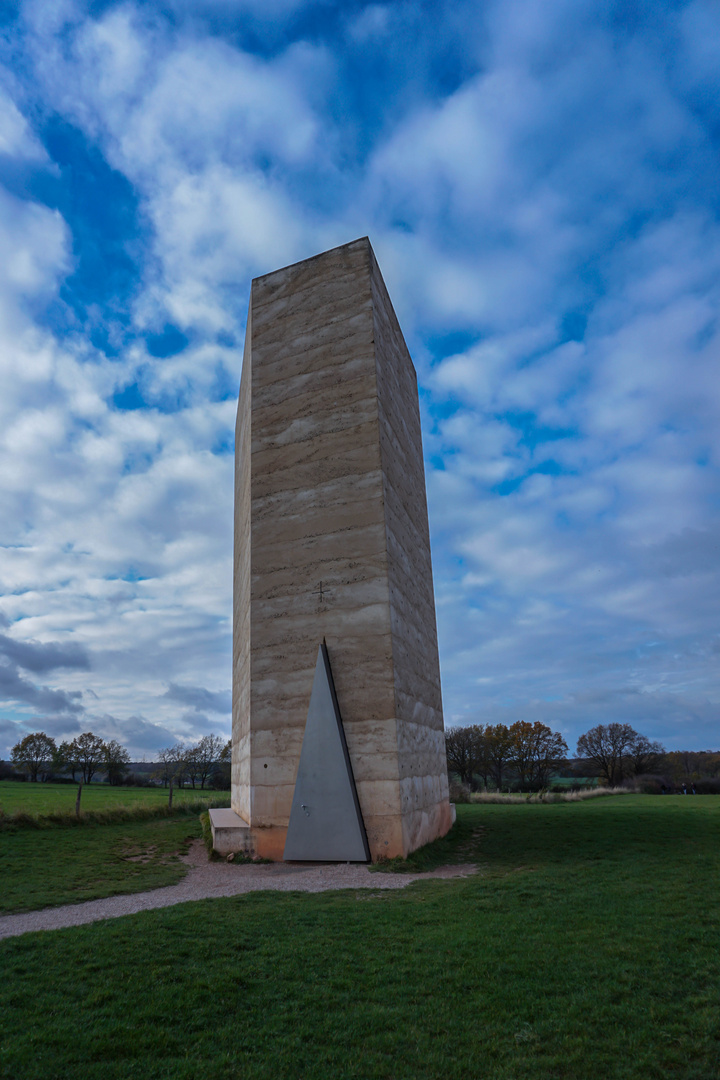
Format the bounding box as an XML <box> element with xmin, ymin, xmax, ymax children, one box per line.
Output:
<box><xmin>211</xmin><ymin>237</ymin><xmax>453</xmax><ymax>861</ymax></box>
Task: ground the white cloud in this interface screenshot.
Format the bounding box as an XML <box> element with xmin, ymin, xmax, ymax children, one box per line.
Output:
<box><xmin>0</xmin><ymin>131</ymin><xmax>233</xmax><ymax>757</ymax></box>
<box><xmin>0</xmin><ymin>0</ymin><xmax>719</xmax><ymax>758</ymax></box>
<box><xmin>0</xmin><ymin>188</ymin><xmax>68</xmax><ymax>305</ymax></box>
<box><xmin>0</xmin><ymin>85</ymin><xmax>47</xmax><ymax>160</ymax></box>
<box><xmin>145</xmin><ymin>165</ymin><xmax>312</xmax><ymax>331</ymax></box>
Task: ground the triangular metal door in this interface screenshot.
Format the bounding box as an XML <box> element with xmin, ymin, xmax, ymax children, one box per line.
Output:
<box><xmin>283</xmin><ymin>642</ymin><xmax>370</xmax><ymax>861</ymax></box>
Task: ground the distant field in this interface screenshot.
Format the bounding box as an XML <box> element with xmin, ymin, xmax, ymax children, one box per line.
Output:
<box><xmin>0</xmin><ymin>780</ymin><xmax>223</xmax><ymax>816</ymax></box>
<box><xmin>2</xmin><ymin>796</ymin><xmax>720</xmax><ymax>1079</ymax></box>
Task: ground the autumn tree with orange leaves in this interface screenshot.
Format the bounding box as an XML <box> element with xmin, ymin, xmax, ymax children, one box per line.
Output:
<box><xmin>445</xmin><ymin>720</ymin><xmax>568</xmax><ymax>790</ymax></box>
<box><xmin>507</xmin><ymin>721</ymin><xmax>569</xmax><ymax>788</ymax></box>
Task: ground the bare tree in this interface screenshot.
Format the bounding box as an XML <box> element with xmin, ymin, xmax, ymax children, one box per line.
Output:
<box><xmin>445</xmin><ymin>726</ymin><xmax>481</xmax><ymax>787</ymax></box>
<box><xmin>211</xmin><ymin>738</ymin><xmax>232</xmax><ymax>790</ymax></box>
<box><xmin>156</xmin><ymin>743</ymin><xmax>188</xmax><ymax>807</ymax></box>
<box><xmin>534</xmin><ymin>727</ymin><xmax>569</xmax><ymax>786</ymax></box>
<box><xmin>183</xmin><ymin>745</ymin><xmax>201</xmax><ymax>789</ymax></box>
<box><xmin>626</xmin><ymin>734</ymin><xmax>665</xmax><ymax>776</ymax></box>
<box><xmin>472</xmin><ymin>728</ymin><xmax>493</xmax><ymax>790</ymax></box>
<box><xmin>10</xmin><ymin>732</ymin><xmax>56</xmax><ymax>782</ymax></box>
<box><xmin>193</xmin><ymin>734</ymin><xmax>225</xmax><ymax>789</ymax></box>
<box><xmin>155</xmin><ymin>744</ymin><xmax>185</xmax><ymax>786</ymax></box>
<box><xmin>486</xmin><ymin>724</ymin><xmax>515</xmax><ymax>791</ymax></box>
<box><xmin>576</xmin><ymin>723</ymin><xmax>637</xmax><ymax>786</ymax></box>
<box><xmin>67</xmin><ymin>732</ymin><xmax>107</xmax><ymax>816</ymax></box>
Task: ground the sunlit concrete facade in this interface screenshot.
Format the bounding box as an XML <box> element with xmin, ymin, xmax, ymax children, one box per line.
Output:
<box><xmin>223</xmin><ymin>237</ymin><xmax>453</xmax><ymax>861</ymax></box>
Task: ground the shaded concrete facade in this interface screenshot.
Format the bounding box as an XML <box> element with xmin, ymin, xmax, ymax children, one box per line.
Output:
<box><xmin>231</xmin><ymin>237</ymin><xmax>452</xmax><ymax>861</ymax></box>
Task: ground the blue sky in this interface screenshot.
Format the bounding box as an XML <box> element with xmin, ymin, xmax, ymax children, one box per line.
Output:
<box><xmin>0</xmin><ymin>0</ymin><xmax>719</xmax><ymax>758</ymax></box>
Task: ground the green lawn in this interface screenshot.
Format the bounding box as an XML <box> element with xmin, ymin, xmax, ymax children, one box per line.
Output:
<box><xmin>1</xmin><ymin>797</ymin><xmax>719</xmax><ymax>1079</ymax></box>
<box><xmin>0</xmin><ymin>780</ymin><xmax>221</xmax><ymax>816</ymax></box>
<box><xmin>0</xmin><ymin>814</ymin><xmax>202</xmax><ymax>912</ymax></box>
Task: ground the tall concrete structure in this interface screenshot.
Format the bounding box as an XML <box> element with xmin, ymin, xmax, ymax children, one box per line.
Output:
<box><xmin>212</xmin><ymin>237</ymin><xmax>453</xmax><ymax>861</ymax></box>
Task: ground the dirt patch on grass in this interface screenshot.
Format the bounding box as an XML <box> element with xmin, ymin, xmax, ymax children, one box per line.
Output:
<box><xmin>117</xmin><ymin>841</ymin><xmax>164</xmax><ymax>864</ymax></box>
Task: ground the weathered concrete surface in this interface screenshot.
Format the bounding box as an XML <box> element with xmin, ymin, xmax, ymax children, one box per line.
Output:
<box><xmin>209</xmin><ymin>808</ymin><xmax>255</xmax><ymax>857</ymax></box>
<box><xmin>232</xmin><ymin>237</ymin><xmax>452</xmax><ymax>860</ymax></box>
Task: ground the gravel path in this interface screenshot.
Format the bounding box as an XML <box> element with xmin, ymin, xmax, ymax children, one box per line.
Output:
<box><xmin>0</xmin><ymin>840</ymin><xmax>476</xmax><ymax>941</ymax></box>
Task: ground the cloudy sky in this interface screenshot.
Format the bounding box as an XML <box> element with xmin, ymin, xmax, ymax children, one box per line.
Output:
<box><xmin>0</xmin><ymin>0</ymin><xmax>718</xmax><ymax>759</ymax></box>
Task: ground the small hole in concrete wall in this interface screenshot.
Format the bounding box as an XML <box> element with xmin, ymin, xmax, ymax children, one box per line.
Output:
<box><xmin>264</xmin><ymin>763</ymin><xmax>268</xmax><ymax>768</ymax></box>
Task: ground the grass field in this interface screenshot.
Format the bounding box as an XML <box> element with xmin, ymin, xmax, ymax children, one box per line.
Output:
<box><xmin>0</xmin><ymin>813</ymin><xmax>202</xmax><ymax>912</ymax></box>
<box><xmin>1</xmin><ymin>796</ymin><xmax>719</xmax><ymax>1079</ymax></box>
<box><xmin>0</xmin><ymin>780</ymin><xmax>222</xmax><ymax>817</ymax></box>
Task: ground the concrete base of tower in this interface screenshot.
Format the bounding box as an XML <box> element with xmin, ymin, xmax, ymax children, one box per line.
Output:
<box><xmin>209</xmin><ymin>804</ymin><xmax>456</xmax><ymax>861</ymax></box>
<box><xmin>208</xmin><ymin>808</ymin><xmax>254</xmax><ymax>857</ymax></box>
<box><xmin>208</xmin><ymin>809</ymin><xmax>289</xmax><ymax>860</ymax></box>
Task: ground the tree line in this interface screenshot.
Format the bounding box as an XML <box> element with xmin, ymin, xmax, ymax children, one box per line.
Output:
<box><xmin>446</xmin><ymin>721</ymin><xmax>718</xmax><ymax>792</ymax></box>
<box><xmin>6</xmin><ymin>730</ymin><xmax>231</xmax><ymax>789</ymax></box>
<box><xmin>445</xmin><ymin>721</ymin><xmax>569</xmax><ymax>791</ymax></box>
<box><xmin>152</xmin><ymin>735</ymin><xmax>231</xmax><ymax>791</ymax></box>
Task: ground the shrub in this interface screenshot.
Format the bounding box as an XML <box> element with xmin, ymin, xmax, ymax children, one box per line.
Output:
<box><xmin>693</xmin><ymin>778</ymin><xmax>720</xmax><ymax>794</ymax></box>
<box><xmin>123</xmin><ymin>772</ymin><xmax>151</xmax><ymax>787</ymax></box>
<box><xmin>200</xmin><ymin>811</ymin><xmax>220</xmax><ymax>859</ymax></box>
<box><xmin>0</xmin><ymin>766</ymin><xmax>24</xmax><ymax>782</ymax></box>
<box><xmin>449</xmin><ymin>779</ymin><xmax>471</xmax><ymax>803</ymax></box>
<box><xmin>632</xmin><ymin>775</ymin><xmax>664</xmax><ymax>795</ymax></box>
